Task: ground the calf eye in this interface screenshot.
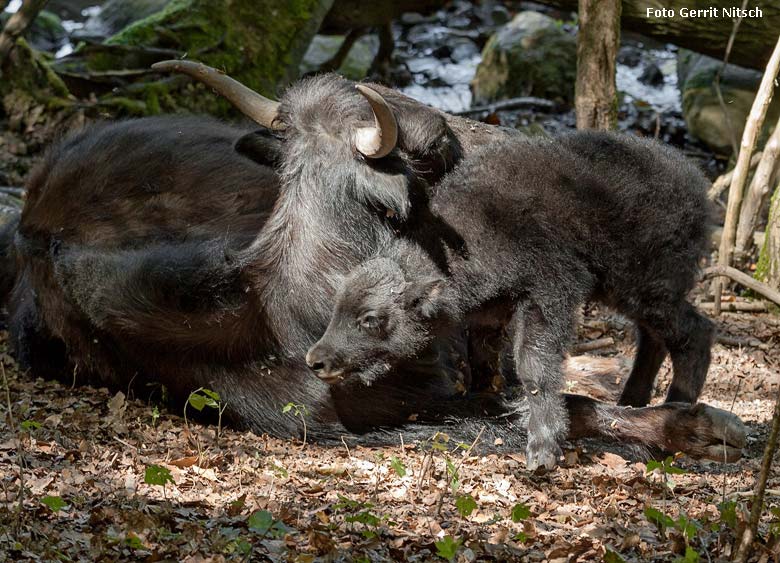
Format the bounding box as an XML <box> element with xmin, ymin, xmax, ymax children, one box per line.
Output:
<box><xmin>359</xmin><ymin>314</ymin><xmax>382</xmax><ymax>332</ymax></box>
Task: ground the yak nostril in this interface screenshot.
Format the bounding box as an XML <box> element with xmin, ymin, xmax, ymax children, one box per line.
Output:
<box><xmin>309</xmin><ymin>360</ymin><xmax>326</xmax><ymax>372</ymax></box>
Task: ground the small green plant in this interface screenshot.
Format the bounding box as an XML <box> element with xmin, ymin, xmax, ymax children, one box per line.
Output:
<box><xmin>281</xmin><ymin>402</ymin><xmax>309</xmax><ymax>447</ymax></box>
<box><xmin>248</xmin><ymin>509</ymin><xmax>288</xmax><ymax>539</ymax></box>
<box><xmin>334</xmin><ymin>495</ymin><xmax>386</xmax><ymax>539</ymax></box>
<box><xmin>124</xmin><ymin>534</ymin><xmax>146</xmax><ymax>550</ymax></box>
<box><xmin>20</xmin><ymin>420</ymin><xmax>42</xmax><ymax>432</ymax></box>
<box><xmin>40</xmin><ymin>495</ymin><xmax>67</xmax><ymax>513</ymax></box>
<box><xmin>435</xmin><ymin>535</ymin><xmax>462</xmax><ymax>561</ymax></box>
<box><xmin>150</xmin><ymin>406</ymin><xmax>160</xmax><ymax>428</ymax></box>
<box><xmin>510</xmin><ymin>502</ymin><xmax>531</xmax><ymax>522</ymax></box>
<box><xmin>603</xmin><ymin>548</ymin><xmax>628</xmax><ymax>563</ymax></box>
<box><xmin>646</xmin><ymin>456</ymin><xmax>686</xmax><ymax>491</ymax></box>
<box><xmin>144</xmin><ymin>464</ymin><xmax>174</xmax><ymax>500</ymax></box>
<box><xmin>390</xmin><ymin>455</ymin><xmax>406</xmax><ymax>477</ymax></box>
<box><xmin>184</xmin><ymin>388</ymin><xmax>227</xmax><ymax>441</ymax></box>
<box><xmin>455</xmin><ymin>494</ymin><xmax>477</xmax><ymax>518</ymax></box>
<box><xmin>770</xmin><ymin>507</ymin><xmax>780</xmax><ymax>538</ymax></box>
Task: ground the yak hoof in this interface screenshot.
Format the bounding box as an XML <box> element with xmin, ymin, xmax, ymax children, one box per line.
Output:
<box><xmin>671</xmin><ymin>403</ymin><xmax>747</xmax><ymax>463</ymax></box>
<box><xmin>526</xmin><ymin>442</ymin><xmax>562</xmax><ymax>472</ymax></box>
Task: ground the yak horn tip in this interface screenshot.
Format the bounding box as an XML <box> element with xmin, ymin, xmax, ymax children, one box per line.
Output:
<box><xmin>354</xmin><ymin>83</ymin><xmax>398</xmax><ymax>159</ymax></box>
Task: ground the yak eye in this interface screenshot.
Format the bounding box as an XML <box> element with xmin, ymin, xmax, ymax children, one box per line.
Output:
<box><xmin>359</xmin><ymin>314</ymin><xmax>382</xmax><ymax>331</ymax></box>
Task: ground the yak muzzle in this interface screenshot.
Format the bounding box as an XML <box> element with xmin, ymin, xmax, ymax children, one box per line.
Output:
<box><xmin>305</xmin><ymin>345</ymin><xmax>345</xmax><ymax>384</ymax></box>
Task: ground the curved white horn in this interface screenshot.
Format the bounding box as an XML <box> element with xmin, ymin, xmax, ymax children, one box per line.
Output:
<box><xmin>354</xmin><ymin>84</ymin><xmax>398</xmax><ymax>159</ymax></box>
<box><xmin>152</xmin><ymin>60</ymin><xmax>283</xmax><ymax>129</ymax></box>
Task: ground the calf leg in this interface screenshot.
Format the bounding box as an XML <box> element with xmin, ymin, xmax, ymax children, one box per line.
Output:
<box><xmin>661</xmin><ymin>302</ymin><xmax>714</xmax><ymax>404</ymax></box>
<box><xmin>512</xmin><ymin>301</ymin><xmax>572</xmax><ymax>471</ymax></box>
<box><xmin>618</xmin><ymin>325</ymin><xmax>667</xmax><ymax>407</ymax></box>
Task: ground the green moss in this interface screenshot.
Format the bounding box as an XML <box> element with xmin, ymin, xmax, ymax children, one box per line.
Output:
<box><xmin>0</xmin><ymin>38</ymin><xmax>72</xmax><ymax>102</ymax></box>
<box><xmin>755</xmin><ymin>186</ymin><xmax>779</xmax><ymax>285</ymax></box>
<box><xmin>107</xmin><ymin>0</ymin><xmax>333</xmax><ymax>100</ymax></box>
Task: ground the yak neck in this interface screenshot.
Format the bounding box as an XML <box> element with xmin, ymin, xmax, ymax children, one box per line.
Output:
<box><xmin>241</xmin><ymin>171</ymin><xmax>396</xmax><ymax>356</ymax></box>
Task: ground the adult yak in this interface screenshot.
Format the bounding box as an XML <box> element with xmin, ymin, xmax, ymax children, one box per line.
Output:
<box><xmin>5</xmin><ymin>61</ymin><xmax>745</xmax><ymax>461</ymax></box>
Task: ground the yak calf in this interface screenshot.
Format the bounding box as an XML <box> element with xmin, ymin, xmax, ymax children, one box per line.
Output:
<box><xmin>307</xmin><ymin>132</ymin><xmax>714</xmax><ymax>471</ymax></box>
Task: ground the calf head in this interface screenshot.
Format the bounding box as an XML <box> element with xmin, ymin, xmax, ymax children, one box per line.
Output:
<box><xmin>306</xmin><ymin>257</ymin><xmax>448</xmax><ymax>386</ymax></box>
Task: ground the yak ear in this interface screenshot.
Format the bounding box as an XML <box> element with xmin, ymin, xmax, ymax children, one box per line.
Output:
<box><xmin>403</xmin><ymin>278</ymin><xmax>446</xmax><ymax>319</ymax></box>
<box><xmin>234</xmin><ymin>129</ymin><xmax>283</xmax><ymax>168</ymax></box>
<box><xmin>355</xmin><ymin>165</ymin><xmax>411</xmax><ymax>220</ymax></box>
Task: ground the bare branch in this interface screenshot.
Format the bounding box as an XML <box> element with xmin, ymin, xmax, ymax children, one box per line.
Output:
<box><xmin>0</xmin><ymin>0</ymin><xmax>49</xmax><ymax>66</ymax></box>
<box><xmin>702</xmin><ymin>264</ymin><xmax>780</xmax><ymax>306</ymax></box>
<box><xmin>712</xmin><ymin>34</ymin><xmax>780</xmax><ymax>314</ymax></box>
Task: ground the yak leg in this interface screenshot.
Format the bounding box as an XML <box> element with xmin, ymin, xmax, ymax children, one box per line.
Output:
<box><xmin>52</xmin><ymin>242</ymin><xmax>244</xmax><ymax>347</ymax></box>
<box><xmin>512</xmin><ymin>300</ymin><xmax>573</xmax><ymax>471</ymax></box>
<box><xmin>618</xmin><ymin>325</ymin><xmax>667</xmax><ymax>407</ymax></box>
<box><xmin>565</xmin><ymin>394</ymin><xmax>746</xmax><ymax>461</ymax></box>
<box><xmin>662</xmin><ymin>303</ymin><xmax>715</xmax><ymax>404</ymax></box>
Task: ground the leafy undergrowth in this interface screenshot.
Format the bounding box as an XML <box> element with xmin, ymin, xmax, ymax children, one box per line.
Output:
<box><xmin>1</xmin><ymin>305</ymin><xmax>779</xmax><ymax>562</ymax></box>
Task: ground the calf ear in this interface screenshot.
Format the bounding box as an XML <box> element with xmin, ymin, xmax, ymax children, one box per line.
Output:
<box><xmin>404</xmin><ymin>278</ymin><xmax>446</xmax><ymax>319</ymax></box>
<box><xmin>234</xmin><ymin>129</ymin><xmax>283</xmax><ymax>168</ymax></box>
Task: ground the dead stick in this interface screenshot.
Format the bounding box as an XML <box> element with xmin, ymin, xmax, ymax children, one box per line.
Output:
<box><xmin>702</xmin><ymin>265</ymin><xmax>780</xmax><ymax>306</ymax></box>
<box><xmin>707</xmin><ymin>151</ymin><xmax>763</xmax><ymax>201</ymax></box>
<box><xmin>699</xmin><ymin>301</ymin><xmax>767</xmax><ymax>312</ymax></box>
<box><xmin>0</xmin><ymin>0</ymin><xmax>48</xmax><ymax>66</ymax></box>
<box><xmin>713</xmin><ymin>34</ymin><xmax>780</xmax><ymax>315</ymax></box>
<box><xmin>734</xmin><ymin>383</ymin><xmax>780</xmax><ymax>563</ymax></box>
<box><xmin>573</xmin><ymin>337</ymin><xmax>615</xmax><ymax>353</ymax></box>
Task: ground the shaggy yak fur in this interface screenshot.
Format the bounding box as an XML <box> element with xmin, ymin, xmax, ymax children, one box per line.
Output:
<box><xmin>5</xmin><ymin>73</ymin><xmax>745</xmax><ymax>461</ymax></box>
<box><xmin>307</xmin><ymin>132</ymin><xmax>718</xmax><ymax>470</ymax></box>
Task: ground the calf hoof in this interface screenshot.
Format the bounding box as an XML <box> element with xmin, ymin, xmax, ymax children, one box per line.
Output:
<box><xmin>667</xmin><ymin>403</ymin><xmax>747</xmax><ymax>462</ymax></box>
<box><xmin>526</xmin><ymin>441</ymin><xmax>562</xmax><ymax>472</ymax></box>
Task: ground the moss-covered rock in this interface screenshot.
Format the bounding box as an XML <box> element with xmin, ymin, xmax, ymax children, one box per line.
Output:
<box><xmin>43</xmin><ymin>0</ymin><xmax>333</xmax><ymax>119</ymax></box>
<box><xmin>89</xmin><ymin>0</ymin><xmax>170</xmax><ymax>37</ymax></box>
<box><xmin>470</xmin><ymin>11</ymin><xmax>576</xmax><ymax>106</ymax></box>
<box><xmin>678</xmin><ymin>49</ymin><xmax>780</xmax><ymax>156</ymax></box>
<box><xmin>108</xmin><ymin>0</ymin><xmax>333</xmax><ymax>98</ymax></box>
<box><xmin>0</xmin><ymin>38</ymin><xmax>77</xmax><ymax>145</ymax></box>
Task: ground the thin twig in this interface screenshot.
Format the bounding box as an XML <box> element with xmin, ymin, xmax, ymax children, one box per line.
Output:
<box><xmin>734</xmin><ymin>381</ymin><xmax>780</xmax><ymax>562</ymax></box>
<box><xmin>707</xmin><ymin>151</ymin><xmax>763</xmax><ymax>201</ymax></box>
<box><xmin>458</xmin><ymin>97</ymin><xmax>555</xmax><ymax>116</ymax></box>
<box><xmin>573</xmin><ymin>337</ymin><xmax>615</xmax><ymax>353</ymax></box>
<box><xmin>1</xmin><ymin>363</ymin><xmax>26</xmax><ymax>529</ymax></box>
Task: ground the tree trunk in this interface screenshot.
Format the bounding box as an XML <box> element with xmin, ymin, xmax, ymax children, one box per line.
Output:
<box><xmin>535</xmin><ymin>0</ymin><xmax>779</xmax><ymax>72</ymax></box>
<box><xmin>756</xmin><ymin>182</ymin><xmax>780</xmax><ymax>291</ymax></box>
<box><xmin>575</xmin><ymin>0</ymin><xmax>620</xmax><ymax>130</ymax></box>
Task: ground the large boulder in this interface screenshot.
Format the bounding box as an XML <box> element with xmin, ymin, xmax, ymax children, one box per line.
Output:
<box><xmin>678</xmin><ymin>49</ymin><xmax>780</xmax><ymax>155</ymax></box>
<box><xmin>471</xmin><ymin>11</ymin><xmax>576</xmax><ymax>106</ymax></box>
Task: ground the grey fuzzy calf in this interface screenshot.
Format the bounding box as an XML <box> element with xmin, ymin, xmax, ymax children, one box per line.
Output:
<box><xmin>308</xmin><ymin>131</ymin><xmax>715</xmax><ymax>470</ymax></box>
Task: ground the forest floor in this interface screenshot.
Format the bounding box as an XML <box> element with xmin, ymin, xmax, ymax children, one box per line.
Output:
<box><xmin>0</xmin><ymin>297</ymin><xmax>778</xmax><ymax>563</ymax></box>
